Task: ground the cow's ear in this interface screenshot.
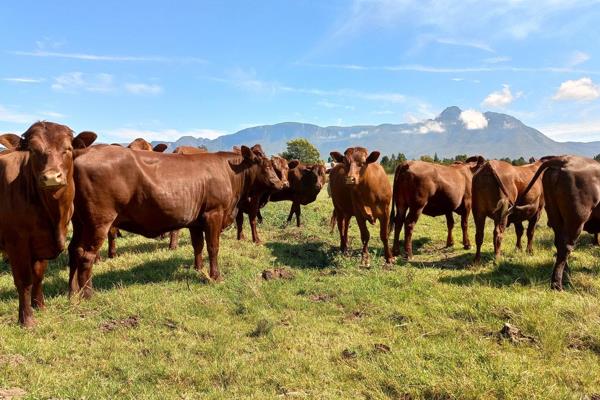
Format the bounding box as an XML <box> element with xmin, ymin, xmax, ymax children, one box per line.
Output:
<box><xmin>241</xmin><ymin>145</ymin><xmax>256</xmax><ymax>162</ymax></box>
<box><xmin>73</xmin><ymin>131</ymin><xmax>97</xmax><ymax>149</ymax></box>
<box><xmin>153</xmin><ymin>143</ymin><xmax>168</xmax><ymax>152</ymax></box>
<box><xmin>330</xmin><ymin>151</ymin><xmax>344</xmax><ymax>163</ymax></box>
<box><xmin>366</xmin><ymin>151</ymin><xmax>380</xmax><ymax>164</ymax></box>
<box><xmin>0</xmin><ymin>133</ymin><xmax>21</xmax><ymax>150</ymax></box>
<box><xmin>465</xmin><ymin>155</ymin><xmax>485</xmax><ymax>166</ymax></box>
<box><xmin>288</xmin><ymin>160</ymin><xmax>300</xmax><ymax>169</ymax></box>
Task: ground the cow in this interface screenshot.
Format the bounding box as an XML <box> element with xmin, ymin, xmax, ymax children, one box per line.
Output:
<box><xmin>513</xmin><ymin>155</ymin><xmax>600</xmax><ymax>290</ymax></box>
<box><xmin>68</xmin><ymin>145</ymin><xmax>284</xmax><ymax>299</ymax></box>
<box><xmin>0</xmin><ymin>122</ymin><xmax>96</xmax><ymax>326</ymax></box>
<box><xmin>472</xmin><ymin>159</ymin><xmax>546</xmax><ymax>263</ymax></box>
<box><xmin>235</xmin><ymin>153</ymin><xmax>297</xmax><ymax>243</ymax></box>
<box><xmin>263</xmin><ymin>161</ymin><xmax>327</xmax><ymax>227</ymax></box>
<box><xmin>390</xmin><ymin>157</ymin><xmax>485</xmax><ymax>259</ymax></box>
<box><xmin>106</xmin><ymin>138</ymin><xmax>168</xmax><ymax>258</ymax></box>
<box><xmin>329</xmin><ymin>147</ymin><xmax>393</xmax><ymax>266</ymax></box>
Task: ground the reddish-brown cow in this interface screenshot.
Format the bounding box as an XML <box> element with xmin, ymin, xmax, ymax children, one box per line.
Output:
<box><xmin>390</xmin><ymin>157</ymin><xmax>484</xmax><ymax>259</ymax></box>
<box><xmin>472</xmin><ymin>159</ymin><xmax>545</xmax><ymax>263</ymax></box>
<box><xmin>514</xmin><ymin>156</ymin><xmax>600</xmax><ymax>290</ymax></box>
<box><xmin>68</xmin><ymin>145</ymin><xmax>283</xmax><ymax>298</ymax></box>
<box><xmin>0</xmin><ymin>122</ymin><xmax>96</xmax><ymax>326</ymax></box>
<box><xmin>329</xmin><ymin>147</ymin><xmax>393</xmax><ymax>266</ymax></box>
<box><xmin>172</xmin><ymin>146</ymin><xmax>208</xmax><ymax>154</ymax></box>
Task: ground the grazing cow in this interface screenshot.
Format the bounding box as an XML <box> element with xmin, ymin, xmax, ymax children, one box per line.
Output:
<box><xmin>329</xmin><ymin>147</ymin><xmax>393</xmax><ymax>266</ymax></box>
<box><xmin>390</xmin><ymin>157</ymin><xmax>485</xmax><ymax>259</ymax></box>
<box><xmin>514</xmin><ymin>156</ymin><xmax>600</xmax><ymax>290</ymax></box>
<box><xmin>106</xmin><ymin>138</ymin><xmax>168</xmax><ymax>258</ymax></box>
<box><xmin>68</xmin><ymin>145</ymin><xmax>283</xmax><ymax>298</ymax></box>
<box><xmin>235</xmin><ymin>153</ymin><xmax>297</xmax><ymax>243</ymax></box>
<box><xmin>472</xmin><ymin>159</ymin><xmax>545</xmax><ymax>263</ymax></box>
<box><xmin>265</xmin><ymin>162</ymin><xmax>327</xmax><ymax>227</ymax></box>
<box><xmin>0</xmin><ymin>122</ymin><xmax>96</xmax><ymax>326</ymax></box>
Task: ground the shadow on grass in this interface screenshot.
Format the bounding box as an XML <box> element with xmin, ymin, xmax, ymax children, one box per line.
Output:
<box><xmin>100</xmin><ymin>235</ymin><xmax>190</xmax><ymax>259</ymax></box>
<box><xmin>404</xmin><ymin>252</ymin><xmax>485</xmax><ymax>270</ymax></box>
<box><xmin>439</xmin><ymin>259</ymin><xmax>555</xmax><ymax>287</ymax></box>
<box><xmin>266</xmin><ymin>241</ymin><xmax>333</xmax><ymax>269</ymax></box>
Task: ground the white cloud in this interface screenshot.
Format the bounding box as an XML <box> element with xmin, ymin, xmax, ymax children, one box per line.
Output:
<box><xmin>12</xmin><ymin>50</ymin><xmax>205</xmax><ymax>63</ymax></box>
<box><xmin>483</xmin><ymin>56</ymin><xmax>511</xmax><ymax>64</ymax></box>
<box><xmin>435</xmin><ymin>37</ymin><xmax>494</xmax><ymax>53</ymax></box>
<box><xmin>52</xmin><ymin>72</ymin><xmax>115</xmax><ymax>93</ymax></box>
<box><xmin>459</xmin><ymin>109</ymin><xmax>488</xmax><ymax>130</ymax></box>
<box><xmin>418</xmin><ymin>120</ymin><xmax>445</xmax><ymax>134</ymax></box>
<box><xmin>482</xmin><ymin>84</ymin><xmax>521</xmax><ymax>108</ymax></box>
<box><xmin>125</xmin><ymin>83</ymin><xmax>163</xmax><ymax>95</ymax></box>
<box><xmin>2</xmin><ymin>77</ymin><xmax>44</xmax><ymax>83</ymax></box>
<box><xmin>39</xmin><ymin>111</ymin><xmax>66</xmax><ymax>119</ymax></box>
<box><xmin>316</xmin><ymin>100</ymin><xmax>355</xmax><ymax>110</ymax></box>
<box><xmin>0</xmin><ymin>105</ymin><xmax>36</xmax><ymax>124</ymax></box>
<box><xmin>350</xmin><ymin>130</ymin><xmax>369</xmax><ymax>138</ymax></box>
<box><xmin>107</xmin><ymin>128</ymin><xmax>226</xmax><ymax>142</ymax></box>
<box><xmin>552</xmin><ymin>77</ymin><xmax>599</xmax><ymax>101</ymax></box>
<box><xmin>567</xmin><ymin>50</ymin><xmax>590</xmax><ymax>67</ymax></box>
<box><xmin>539</xmin><ymin>120</ymin><xmax>600</xmax><ymax>142</ymax></box>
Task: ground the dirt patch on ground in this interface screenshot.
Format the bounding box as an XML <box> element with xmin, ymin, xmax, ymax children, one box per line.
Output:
<box><xmin>373</xmin><ymin>343</ymin><xmax>391</xmax><ymax>353</ymax></box>
<box><xmin>262</xmin><ymin>268</ymin><xmax>294</xmax><ymax>280</ymax></box>
<box><xmin>100</xmin><ymin>316</ymin><xmax>139</xmax><ymax>332</ymax></box>
<box><xmin>0</xmin><ymin>387</ymin><xmax>26</xmax><ymax>399</ymax></box>
<box><xmin>497</xmin><ymin>322</ymin><xmax>536</xmax><ymax>344</ymax></box>
<box><xmin>0</xmin><ymin>355</ymin><xmax>25</xmax><ymax>367</ymax></box>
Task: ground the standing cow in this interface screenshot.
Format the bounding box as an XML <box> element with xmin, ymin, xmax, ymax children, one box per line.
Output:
<box><xmin>390</xmin><ymin>157</ymin><xmax>484</xmax><ymax>259</ymax></box>
<box><xmin>514</xmin><ymin>156</ymin><xmax>600</xmax><ymax>290</ymax></box>
<box><xmin>472</xmin><ymin>159</ymin><xmax>545</xmax><ymax>263</ymax></box>
<box><xmin>329</xmin><ymin>147</ymin><xmax>393</xmax><ymax>266</ymax></box>
<box><xmin>68</xmin><ymin>145</ymin><xmax>283</xmax><ymax>298</ymax></box>
<box><xmin>0</xmin><ymin>122</ymin><xmax>96</xmax><ymax>326</ymax></box>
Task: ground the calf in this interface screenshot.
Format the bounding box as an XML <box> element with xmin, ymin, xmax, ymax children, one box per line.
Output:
<box><xmin>266</xmin><ymin>162</ymin><xmax>327</xmax><ymax>227</ymax></box>
<box><xmin>68</xmin><ymin>145</ymin><xmax>283</xmax><ymax>298</ymax></box>
<box><xmin>472</xmin><ymin>159</ymin><xmax>545</xmax><ymax>263</ymax></box>
<box><xmin>329</xmin><ymin>147</ymin><xmax>393</xmax><ymax>266</ymax></box>
<box><xmin>514</xmin><ymin>156</ymin><xmax>600</xmax><ymax>290</ymax></box>
<box><xmin>0</xmin><ymin>122</ymin><xmax>96</xmax><ymax>326</ymax></box>
<box><xmin>106</xmin><ymin>138</ymin><xmax>168</xmax><ymax>258</ymax></box>
<box><xmin>390</xmin><ymin>157</ymin><xmax>484</xmax><ymax>259</ymax></box>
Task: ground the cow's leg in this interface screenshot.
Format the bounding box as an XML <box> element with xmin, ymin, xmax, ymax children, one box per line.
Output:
<box><xmin>107</xmin><ymin>226</ymin><xmax>118</xmax><ymax>258</ymax></box>
<box><xmin>337</xmin><ymin>212</ymin><xmax>350</xmax><ymax>254</ymax></box>
<box><xmin>493</xmin><ymin>218</ymin><xmax>507</xmax><ymax>261</ymax></box>
<box><xmin>526</xmin><ymin>212</ymin><xmax>541</xmax><ymax>254</ymax></box>
<box><xmin>31</xmin><ymin>259</ymin><xmax>48</xmax><ymax>309</ymax></box>
<box><xmin>594</xmin><ymin>233</ymin><xmax>599</xmax><ymax>246</ymax></box>
<box><xmin>445</xmin><ymin>212</ymin><xmax>455</xmax><ymax>248</ymax></box>
<box><xmin>392</xmin><ymin>206</ymin><xmax>407</xmax><ymax>257</ymax></box>
<box><xmin>514</xmin><ymin>221</ymin><xmax>524</xmax><ymax>251</ymax></box>
<box><xmin>379</xmin><ymin>210</ymin><xmax>394</xmax><ymax>264</ymax></box>
<box><xmin>8</xmin><ymin>243</ymin><xmax>35</xmax><ymax>327</ymax></box>
<box><xmin>461</xmin><ymin>207</ymin><xmax>471</xmax><ymax>250</ymax></box>
<box><xmin>294</xmin><ymin>202</ymin><xmax>302</xmax><ymax>227</ymax></box>
<box><xmin>257</xmin><ymin>209</ymin><xmax>263</xmax><ymax>224</ymax></box>
<box><xmin>71</xmin><ymin>224</ymin><xmax>110</xmax><ymax>299</ymax></box>
<box><xmin>474</xmin><ymin>214</ymin><xmax>485</xmax><ymax>263</ymax></box>
<box><xmin>235</xmin><ymin>210</ymin><xmax>245</xmax><ymax>241</ymax></box>
<box><xmin>189</xmin><ymin>227</ymin><xmax>204</xmax><ymax>271</ymax></box>
<box><xmin>285</xmin><ymin>204</ymin><xmax>294</xmax><ymax>226</ymax></box>
<box><xmin>248</xmin><ymin>201</ymin><xmax>262</xmax><ymax>244</ymax></box>
<box><xmin>356</xmin><ymin>216</ymin><xmax>370</xmax><ymax>267</ymax></box>
<box><xmin>169</xmin><ymin>230</ymin><xmax>180</xmax><ymax>250</ymax></box>
<box><xmin>551</xmin><ymin>224</ymin><xmax>582</xmax><ymax>290</ymax></box>
<box><xmin>404</xmin><ymin>206</ymin><xmax>423</xmax><ymax>260</ymax></box>
<box><xmin>204</xmin><ymin>211</ymin><xmax>224</xmax><ymax>282</ymax></box>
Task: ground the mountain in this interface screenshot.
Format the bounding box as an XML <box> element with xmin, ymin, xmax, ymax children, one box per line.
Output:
<box><xmin>154</xmin><ymin>107</ymin><xmax>600</xmax><ymax>159</ymax></box>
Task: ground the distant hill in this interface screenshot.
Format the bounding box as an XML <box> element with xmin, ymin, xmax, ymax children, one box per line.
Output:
<box><xmin>154</xmin><ymin>106</ymin><xmax>600</xmax><ymax>159</ymax></box>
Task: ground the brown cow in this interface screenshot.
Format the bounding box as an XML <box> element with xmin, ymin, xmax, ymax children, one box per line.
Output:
<box><xmin>514</xmin><ymin>155</ymin><xmax>600</xmax><ymax>290</ymax></box>
<box><xmin>264</xmin><ymin>161</ymin><xmax>327</xmax><ymax>227</ymax></box>
<box><xmin>0</xmin><ymin>122</ymin><xmax>96</xmax><ymax>326</ymax></box>
<box><xmin>390</xmin><ymin>157</ymin><xmax>484</xmax><ymax>259</ymax></box>
<box><xmin>472</xmin><ymin>159</ymin><xmax>545</xmax><ymax>263</ymax></box>
<box><xmin>235</xmin><ymin>153</ymin><xmax>297</xmax><ymax>243</ymax></box>
<box><xmin>106</xmin><ymin>138</ymin><xmax>168</xmax><ymax>258</ymax></box>
<box><xmin>329</xmin><ymin>147</ymin><xmax>393</xmax><ymax>266</ymax></box>
<box><xmin>68</xmin><ymin>145</ymin><xmax>283</xmax><ymax>298</ymax></box>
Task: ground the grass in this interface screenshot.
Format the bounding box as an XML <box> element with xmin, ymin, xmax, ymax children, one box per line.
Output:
<box><xmin>1</xmin><ymin>184</ymin><xmax>600</xmax><ymax>399</ymax></box>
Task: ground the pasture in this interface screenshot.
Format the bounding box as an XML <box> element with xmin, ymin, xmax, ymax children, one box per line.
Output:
<box><xmin>1</xmin><ymin>186</ymin><xmax>600</xmax><ymax>399</ymax></box>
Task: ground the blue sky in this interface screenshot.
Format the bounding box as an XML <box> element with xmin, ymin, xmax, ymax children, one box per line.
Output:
<box><xmin>2</xmin><ymin>0</ymin><xmax>600</xmax><ymax>143</ymax></box>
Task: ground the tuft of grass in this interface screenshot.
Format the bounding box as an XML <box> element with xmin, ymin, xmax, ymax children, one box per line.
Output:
<box><xmin>1</xmin><ymin>178</ymin><xmax>600</xmax><ymax>399</ymax></box>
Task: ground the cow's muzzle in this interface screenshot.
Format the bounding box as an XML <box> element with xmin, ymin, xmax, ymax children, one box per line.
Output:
<box><xmin>39</xmin><ymin>170</ymin><xmax>66</xmax><ymax>189</ymax></box>
<box><xmin>345</xmin><ymin>176</ymin><xmax>358</xmax><ymax>185</ymax></box>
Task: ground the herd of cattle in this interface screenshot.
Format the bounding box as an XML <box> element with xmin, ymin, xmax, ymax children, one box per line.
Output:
<box><xmin>0</xmin><ymin>121</ymin><xmax>599</xmax><ymax>327</ymax></box>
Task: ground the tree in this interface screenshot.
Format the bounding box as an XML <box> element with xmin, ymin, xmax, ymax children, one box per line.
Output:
<box><xmin>397</xmin><ymin>153</ymin><xmax>407</xmax><ymax>163</ymax></box>
<box><xmin>280</xmin><ymin>138</ymin><xmax>321</xmax><ymax>163</ymax></box>
<box><xmin>594</xmin><ymin>154</ymin><xmax>600</xmax><ymax>162</ymax></box>
<box><xmin>512</xmin><ymin>157</ymin><xmax>526</xmax><ymax>166</ymax></box>
<box><xmin>433</xmin><ymin>153</ymin><xmax>440</xmax><ymax>163</ymax></box>
<box><xmin>454</xmin><ymin>154</ymin><xmax>467</xmax><ymax>162</ymax></box>
<box><xmin>420</xmin><ymin>155</ymin><xmax>434</xmax><ymax>163</ymax></box>
<box><xmin>528</xmin><ymin>157</ymin><xmax>536</xmax><ymax>164</ymax></box>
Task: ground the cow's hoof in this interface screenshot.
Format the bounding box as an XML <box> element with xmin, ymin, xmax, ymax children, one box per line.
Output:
<box><xmin>445</xmin><ymin>242</ymin><xmax>454</xmax><ymax>248</ymax></box>
<box><xmin>463</xmin><ymin>244</ymin><xmax>471</xmax><ymax>250</ymax></box>
<box><xmin>20</xmin><ymin>316</ymin><xmax>36</xmax><ymax>329</ymax></box>
<box><xmin>551</xmin><ymin>282</ymin><xmax>563</xmax><ymax>291</ymax></box>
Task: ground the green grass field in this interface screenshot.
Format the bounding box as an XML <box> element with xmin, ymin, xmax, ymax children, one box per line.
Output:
<box><xmin>1</xmin><ymin>186</ymin><xmax>600</xmax><ymax>399</ymax></box>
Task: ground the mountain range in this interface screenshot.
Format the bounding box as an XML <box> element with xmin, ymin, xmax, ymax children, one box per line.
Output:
<box><xmin>154</xmin><ymin>106</ymin><xmax>600</xmax><ymax>159</ymax></box>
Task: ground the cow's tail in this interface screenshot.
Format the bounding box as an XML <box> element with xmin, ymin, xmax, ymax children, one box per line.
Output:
<box><xmin>389</xmin><ymin>162</ymin><xmax>410</xmax><ymax>234</ymax></box>
<box><xmin>482</xmin><ymin>161</ymin><xmax>514</xmax><ymax>222</ymax></box>
<box><xmin>329</xmin><ymin>209</ymin><xmax>337</xmax><ymax>234</ymax></box>
<box><xmin>509</xmin><ymin>156</ymin><xmax>566</xmax><ymax>213</ymax></box>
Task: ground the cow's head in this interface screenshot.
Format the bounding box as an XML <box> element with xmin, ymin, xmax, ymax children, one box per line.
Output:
<box><xmin>271</xmin><ymin>156</ymin><xmax>298</xmax><ymax>189</ymax></box>
<box><xmin>18</xmin><ymin>121</ymin><xmax>96</xmax><ymax>190</ymax></box>
<box><xmin>127</xmin><ymin>138</ymin><xmax>167</xmax><ymax>152</ymax></box>
<box><xmin>303</xmin><ymin>163</ymin><xmax>326</xmax><ymax>191</ymax></box>
<box><xmin>0</xmin><ymin>133</ymin><xmax>21</xmax><ymax>151</ymax></box>
<box><xmin>240</xmin><ymin>145</ymin><xmax>284</xmax><ymax>191</ymax></box>
<box><xmin>330</xmin><ymin>147</ymin><xmax>380</xmax><ymax>186</ymax></box>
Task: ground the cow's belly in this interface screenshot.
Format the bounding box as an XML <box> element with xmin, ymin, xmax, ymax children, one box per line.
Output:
<box><xmin>423</xmin><ymin>193</ymin><xmax>461</xmax><ymax>217</ymax></box>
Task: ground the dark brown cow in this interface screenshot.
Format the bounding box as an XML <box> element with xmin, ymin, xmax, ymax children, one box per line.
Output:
<box><xmin>514</xmin><ymin>155</ymin><xmax>600</xmax><ymax>290</ymax></box>
<box><xmin>68</xmin><ymin>145</ymin><xmax>283</xmax><ymax>298</ymax></box>
<box><xmin>390</xmin><ymin>157</ymin><xmax>484</xmax><ymax>259</ymax></box>
<box><xmin>472</xmin><ymin>159</ymin><xmax>545</xmax><ymax>263</ymax></box>
<box><xmin>0</xmin><ymin>122</ymin><xmax>96</xmax><ymax>326</ymax></box>
<box><xmin>106</xmin><ymin>138</ymin><xmax>168</xmax><ymax>258</ymax></box>
<box><xmin>329</xmin><ymin>147</ymin><xmax>393</xmax><ymax>266</ymax></box>
<box><xmin>235</xmin><ymin>154</ymin><xmax>297</xmax><ymax>243</ymax></box>
<box><xmin>265</xmin><ymin>162</ymin><xmax>327</xmax><ymax>227</ymax></box>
